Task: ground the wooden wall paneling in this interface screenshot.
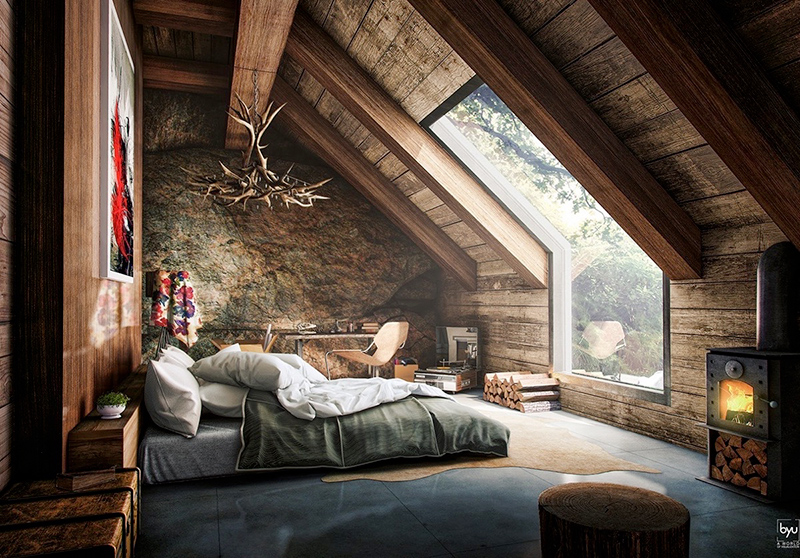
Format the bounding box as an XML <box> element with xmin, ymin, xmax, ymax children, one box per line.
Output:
<box><xmin>225</xmin><ymin>0</ymin><xmax>299</xmax><ymax>149</ymax></box>
<box><xmin>287</xmin><ymin>10</ymin><xmax>550</xmax><ymax>289</ymax></box>
<box><xmin>0</xmin><ymin>0</ymin><xmax>8</xmax><ymax>490</ymax></box>
<box><xmin>409</xmin><ymin>0</ymin><xmax>702</xmax><ymax>280</ymax></box>
<box><xmin>143</xmin><ymin>55</ymin><xmax>230</xmax><ymax>95</ymax></box>
<box><xmin>587</xmin><ymin>0</ymin><xmax>800</xmax><ymax>255</ymax></box>
<box><xmin>271</xmin><ymin>77</ymin><xmax>478</xmax><ymax>291</ymax></box>
<box><xmin>133</xmin><ymin>0</ymin><xmax>237</xmax><ymax>37</ymax></box>
<box><xmin>16</xmin><ymin>0</ymin><xmax>65</xmax><ymax>479</ymax></box>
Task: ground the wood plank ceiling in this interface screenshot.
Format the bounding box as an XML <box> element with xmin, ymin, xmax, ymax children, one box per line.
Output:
<box><xmin>136</xmin><ymin>0</ymin><xmax>800</xmax><ymax>303</ymax></box>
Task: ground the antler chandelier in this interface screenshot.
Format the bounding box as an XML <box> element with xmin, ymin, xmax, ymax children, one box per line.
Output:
<box><xmin>186</xmin><ymin>72</ymin><xmax>330</xmax><ymax>209</ymax></box>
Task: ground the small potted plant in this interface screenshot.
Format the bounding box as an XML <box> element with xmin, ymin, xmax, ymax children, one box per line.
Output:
<box><xmin>96</xmin><ymin>392</ymin><xmax>130</xmax><ymax>420</ymax></box>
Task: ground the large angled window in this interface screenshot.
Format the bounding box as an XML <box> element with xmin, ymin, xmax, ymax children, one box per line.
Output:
<box><xmin>428</xmin><ymin>84</ymin><xmax>668</xmax><ymax>396</ymax></box>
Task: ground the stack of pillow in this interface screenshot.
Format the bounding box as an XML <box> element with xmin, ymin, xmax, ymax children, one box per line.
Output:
<box><xmin>145</xmin><ymin>344</ymin><xmax>248</xmax><ymax>438</ymax></box>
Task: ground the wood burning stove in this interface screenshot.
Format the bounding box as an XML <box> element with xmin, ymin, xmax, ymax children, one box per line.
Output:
<box><xmin>703</xmin><ymin>347</ymin><xmax>800</xmax><ymax>500</ymax></box>
<box><xmin>701</xmin><ymin>242</ymin><xmax>800</xmax><ymax>501</ymax></box>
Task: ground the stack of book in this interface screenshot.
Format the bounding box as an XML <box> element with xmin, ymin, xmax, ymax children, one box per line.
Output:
<box><xmin>361</xmin><ymin>322</ymin><xmax>380</xmax><ymax>334</ymax></box>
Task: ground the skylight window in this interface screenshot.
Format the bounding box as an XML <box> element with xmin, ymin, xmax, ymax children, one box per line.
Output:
<box><xmin>429</xmin><ymin>84</ymin><xmax>667</xmax><ymax>394</ymax></box>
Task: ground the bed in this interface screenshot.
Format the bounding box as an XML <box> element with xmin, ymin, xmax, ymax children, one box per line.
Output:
<box><xmin>139</xmin><ymin>349</ymin><xmax>510</xmax><ymax>484</ymax></box>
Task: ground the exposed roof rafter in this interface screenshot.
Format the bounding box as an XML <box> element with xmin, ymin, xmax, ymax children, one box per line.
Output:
<box><xmin>133</xmin><ymin>0</ymin><xmax>238</xmax><ymax>36</ymax></box>
<box><xmin>225</xmin><ymin>0</ymin><xmax>299</xmax><ymax>149</ymax></box>
<box><xmin>587</xmin><ymin>0</ymin><xmax>800</xmax><ymax>254</ymax></box>
<box><xmin>142</xmin><ymin>55</ymin><xmax>230</xmax><ymax>96</ymax></box>
<box><xmin>286</xmin><ymin>10</ymin><xmax>550</xmax><ymax>289</ymax></box>
<box><xmin>408</xmin><ymin>0</ymin><xmax>702</xmax><ymax>280</ymax></box>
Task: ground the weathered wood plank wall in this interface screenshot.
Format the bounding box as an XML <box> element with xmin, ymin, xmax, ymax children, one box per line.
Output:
<box><xmin>16</xmin><ymin>0</ymin><xmax>143</xmax><ymax>477</ymax></box>
<box><xmin>0</xmin><ymin>0</ymin><xmax>11</xmax><ymax>490</ymax></box>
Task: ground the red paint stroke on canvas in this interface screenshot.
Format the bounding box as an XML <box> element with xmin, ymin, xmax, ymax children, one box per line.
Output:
<box><xmin>111</xmin><ymin>99</ymin><xmax>131</xmax><ymax>261</ymax></box>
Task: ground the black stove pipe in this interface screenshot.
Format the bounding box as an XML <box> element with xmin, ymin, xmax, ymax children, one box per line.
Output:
<box><xmin>757</xmin><ymin>241</ymin><xmax>800</xmax><ymax>351</ymax></box>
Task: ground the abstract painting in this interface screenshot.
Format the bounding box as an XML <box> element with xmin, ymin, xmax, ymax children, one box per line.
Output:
<box><xmin>100</xmin><ymin>0</ymin><xmax>135</xmax><ymax>282</ymax></box>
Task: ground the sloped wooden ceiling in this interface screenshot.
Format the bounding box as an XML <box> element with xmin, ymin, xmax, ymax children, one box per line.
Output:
<box><xmin>137</xmin><ymin>0</ymin><xmax>799</xmax><ymax>294</ymax></box>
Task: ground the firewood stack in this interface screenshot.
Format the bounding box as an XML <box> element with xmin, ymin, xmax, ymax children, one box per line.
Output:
<box><xmin>711</xmin><ymin>432</ymin><xmax>768</xmax><ymax>496</ymax></box>
<box><xmin>483</xmin><ymin>371</ymin><xmax>561</xmax><ymax>413</ymax></box>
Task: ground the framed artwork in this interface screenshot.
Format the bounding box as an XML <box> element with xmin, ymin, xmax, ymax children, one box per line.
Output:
<box><xmin>100</xmin><ymin>0</ymin><xmax>135</xmax><ymax>283</ymax></box>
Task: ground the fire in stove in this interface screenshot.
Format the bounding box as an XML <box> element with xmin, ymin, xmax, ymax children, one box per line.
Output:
<box><xmin>720</xmin><ymin>379</ymin><xmax>754</xmax><ymax>426</ymax></box>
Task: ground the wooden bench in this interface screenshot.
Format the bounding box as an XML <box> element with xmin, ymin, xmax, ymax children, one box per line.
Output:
<box><xmin>539</xmin><ymin>482</ymin><xmax>690</xmax><ymax>558</ymax></box>
<box><xmin>67</xmin><ymin>365</ymin><xmax>147</xmax><ymax>472</ymax></box>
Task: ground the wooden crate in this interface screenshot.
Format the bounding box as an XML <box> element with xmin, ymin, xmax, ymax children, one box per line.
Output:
<box><xmin>67</xmin><ymin>366</ymin><xmax>146</xmax><ymax>472</ymax></box>
<box><xmin>0</xmin><ymin>468</ymin><xmax>140</xmax><ymax>558</ymax></box>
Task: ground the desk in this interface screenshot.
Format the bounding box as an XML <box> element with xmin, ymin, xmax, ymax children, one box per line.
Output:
<box><xmin>284</xmin><ymin>332</ymin><xmax>374</xmax><ymax>359</ymax></box>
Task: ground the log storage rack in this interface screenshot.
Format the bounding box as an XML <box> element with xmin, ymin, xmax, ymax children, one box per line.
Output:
<box><xmin>483</xmin><ymin>371</ymin><xmax>561</xmax><ymax>412</ymax></box>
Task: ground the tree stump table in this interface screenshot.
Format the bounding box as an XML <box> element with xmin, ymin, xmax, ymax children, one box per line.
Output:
<box><xmin>539</xmin><ymin>482</ymin><xmax>690</xmax><ymax>557</ymax></box>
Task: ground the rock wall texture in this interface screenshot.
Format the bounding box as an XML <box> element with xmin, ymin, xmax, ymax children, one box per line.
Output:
<box><xmin>142</xmin><ymin>91</ymin><xmax>439</xmax><ymax>376</ymax></box>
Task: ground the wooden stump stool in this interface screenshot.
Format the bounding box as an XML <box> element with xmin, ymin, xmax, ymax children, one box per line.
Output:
<box><xmin>539</xmin><ymin>482</ymin><xmax>690</xmax><ymax>558</ymax></box>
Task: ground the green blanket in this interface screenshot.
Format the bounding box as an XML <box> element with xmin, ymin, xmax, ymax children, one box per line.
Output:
<box><xmin>237</xmin><ymin>391</ymin><xmax>510</xmax><ymax>471</ymax></box>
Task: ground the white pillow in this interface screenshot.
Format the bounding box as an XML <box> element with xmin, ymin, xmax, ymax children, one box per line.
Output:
<box><xmin>217</xmin><ymin>343</ymin><xmax>241</xmax><ymax>354</ymax></box>
<box><xmin>145</xmin><ymin>360</ymin><xmax>202</xmax><ymax>438</ymax></box>
<box><xmin>159</xmin><ymin>345</ymin><xmax>195</xmax><ymax>368</ymax></box>
<box><xmin>199</xmin><ymin>382</ymin><xmax>248</xmax><ymax>417</ymax></box>
<box><xmin>189</xmin><ymin>352</ymin><xmax>326</xmax><ymax>391</ymax></box>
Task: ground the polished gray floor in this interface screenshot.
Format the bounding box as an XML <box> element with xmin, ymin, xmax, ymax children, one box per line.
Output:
<box><xmin>138</xmin><ymin>393</ymin><xmax>800</xmax><ymax>557</ymax></box>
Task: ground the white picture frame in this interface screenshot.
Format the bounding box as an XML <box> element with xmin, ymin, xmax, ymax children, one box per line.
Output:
<box><xmin>100</xmin><ymin>0</ymin><xmax>135</xmax><ymax>283</ymax></box>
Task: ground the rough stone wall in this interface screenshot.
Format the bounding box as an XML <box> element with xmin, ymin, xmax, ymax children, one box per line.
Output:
<box><xmin>142</xmin><ymin>91</ymin><xmax>438</xmax><ymax>376</ymax></box>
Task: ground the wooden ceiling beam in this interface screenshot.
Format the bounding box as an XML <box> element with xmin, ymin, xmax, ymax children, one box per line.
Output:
<box><xmin>271</xmin><ymin>77</ymin><xmax>478</xmax><ymax>291</ymax></box>
<box><xmin>408</xmin><ymin>0</ymin><xmax>702</xmax><ymax>280</ymax></box>
<box><xmin>143</xmin><ymin>55</ymin><xmax>230</xmax><ymax>96</ymax></box>
<box><xmin>587</xmin><ymin>0</ymin><xmax>800</xmax><ymax>254</ymax></box>
<box><xmin>286</xmin><ymin>10</ymin><xmax>549</xmax><ymax>289</ymax></box>
<box><xmin>133</xmin><ymin>0</ymin><xmax>238</xmax><ymax>37</ymax></box>
<box><xmin>225</xmin><ymin>0</ymin><xmax>299</xmax><ymax>150</ymax></box>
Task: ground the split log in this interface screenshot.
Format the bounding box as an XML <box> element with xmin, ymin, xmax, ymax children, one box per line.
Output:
<box><xmin>518</xmin><ymin>391</ymin><xmax>560</xmax><ymax>403</ymax></box>
<box><xmin>729</xmin><ymin>436</ymin><xmax>742</xmax><ymax>448</ymax></box>
<box><xmin>754</xmin><ymin>464</ymin><xmax>767</xmax><ymax>478</ymax></box>
<box><xmin>714</xmin><ymin>436</ymin><xmax>726</xmax><ymax>452</ymax></box>
<box><xmin>539</xmin><ymin>483</ymin><xmax>690</xmax><ymax>558</ymax></box>
<box><xmin>731</xmin><ymin>473</ymin><xmax>747</xmax><ymax>487</ymax></box>
<box><xmin>761</xmin><ymin>482</ymin><xmax>768</xmax><ymax>496</ymax></box>
<box><xmin>747</xmin><ymin>476</ymin><xmax>762</xmax><ymax>491</ymax></box>
<box><xmin>714</xmin><ymin>452</ymin><xmax>726</xmax><ymax>468</ymax></box>
<box><xmin>722</xmin><ymin>465</ymin><xmax>733</xmax><ymax>481</ymax></box>
<box><xmin>711</xmin><ymin>466</ymin><xmax>724</xmax><ymax>481</ymax></box>
<box><xmin>729</xmin><ymin>457</ymin><xmax>742</xmax><ymax>472</ymax></box>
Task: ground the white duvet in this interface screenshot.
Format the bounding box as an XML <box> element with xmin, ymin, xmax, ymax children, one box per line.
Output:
<box><xmin>277</xmin><ymin>375</ymin><xmax>453</xmax><ymax>420</ymax></box>
<box><xmin>190</xmin><ymin>352</ymin><xmax>452</xmax><ymax>420</ymax></box>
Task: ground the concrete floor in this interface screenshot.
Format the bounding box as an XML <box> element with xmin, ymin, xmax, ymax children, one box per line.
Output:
<box><xmin>138</xmin><ymin>393</ymin><xmax>800</xmax><ymax>557</ymax></box>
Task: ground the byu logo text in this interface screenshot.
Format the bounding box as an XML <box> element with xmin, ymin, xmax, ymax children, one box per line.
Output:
<box><xmin>777</xmin><ymin>519</ymin><xmax>800</xmax><ymax>549</ymax></box>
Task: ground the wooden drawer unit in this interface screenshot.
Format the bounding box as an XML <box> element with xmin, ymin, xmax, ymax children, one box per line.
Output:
<box><xmin>0</xmin><ymin>468</ymin><xmax>140</xmax><ymax>558</ymax></box>
<box><xmin>68</xmin><ymin>366</ymin><xmax>146</xmax><ymax>472</ymax></box>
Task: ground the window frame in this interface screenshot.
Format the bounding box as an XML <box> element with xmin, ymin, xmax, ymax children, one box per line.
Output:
<box><xmin>425</xmin><ymin>82</ymin><xmax>671</xmax><ymax>406</ymax></box>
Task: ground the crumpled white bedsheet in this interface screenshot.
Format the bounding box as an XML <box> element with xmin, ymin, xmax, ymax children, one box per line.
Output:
<box><xmin>276</xmin><ymin>374</ymin><xmax>453</xmax><ymax>420</ymax></box>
